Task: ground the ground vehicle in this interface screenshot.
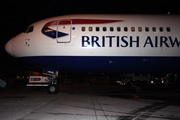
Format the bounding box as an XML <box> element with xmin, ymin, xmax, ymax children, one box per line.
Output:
<box><xmin>26</xmin><ymin>76</ymin><xmax>59</xmax><ymax>93</ymax></box>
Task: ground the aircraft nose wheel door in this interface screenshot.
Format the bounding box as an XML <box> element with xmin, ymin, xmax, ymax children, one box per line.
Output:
<box><xmin>56</xmin><ymin>20</ymin><xmax>72</xmax><ymax>43</ymax></box>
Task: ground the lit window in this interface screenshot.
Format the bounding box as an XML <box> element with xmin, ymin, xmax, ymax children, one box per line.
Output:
<box><xmin>45</xmin><ymin>29</ymin><xmax>53</xmax><ymax>32</ymax></box>
<box><xmin>103</xmin><ymin>27</ymin><xmax>107</xmax><ymax>31</ymax></box>
<box><xmin>131</xmin><ymin>27</ymin><xmax>135</xmax><ymax>32</ymax></box>
<box><xmin>152</xmin><ymin>27</ymin><xmax>156</xmax><ymax>32</ymax></box>
<box><xmin>110</xmin><ymin>27</ymin><xmax>114</xmax><ymax>31</ymax></box>
<box><xmin>124</xmin><ymin>27</ymin><xmax>128</xmax><ymax>32</ymax></box>
<box><xmin>89</xmin><ymin>27</ymin><xmax>93</xmax><ymax>31</ymax></box>
<box><xmin>117</xmin><ymin>27</ymin><xmax>121</xmax><ymax>31</ymax></box>
<box><xmin>145</xmin><ymin>27</ymin><xmax>149</xmax><ymax>32</ymax></box>
<box><xmin>138</xmin><ymin>27</ymin><xmax>142</xmax><ymax>32</ymax></box>
<box><xmin>96</xmin><ymin>27</ymin><xmax>99</xmax><ymax>31</ymax></box>
<box><xmin>82</xmin><ymin>27</ymin><xmax>85</xmax><ymax>31</ymax></box>
<box><xmin>167</xmin><ymin>27</ymin><xmax>171</xmax><ymax>32</ymax></box>
<box><xmin>159</xmin><ymin>27</ymin><xmax>163</xmax><ymax>32</ymax></box>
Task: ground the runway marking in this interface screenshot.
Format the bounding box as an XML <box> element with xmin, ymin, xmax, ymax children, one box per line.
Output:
<box><xmin>17</xmin><ymin>95</ymin><xmax>61</xmax><ymax>120</ymax></box>
<box><xmin>90</xmin><ymin>95</ymin><xmax>98</xmax><ymax>120</ymax></box>
<box><xmin>118</xmin><ymin>102</ymin><xmax>170</xmax><ymax>120</ymax></box>
<box><xmin>132</xmin><ymin>103</ymin><xmax>167</xmax><ymax>120</ymax></box>
<box><xmin>90</xmin><ymin>95</ymin><xmax>108</xmax><ymax>120</ymax></box>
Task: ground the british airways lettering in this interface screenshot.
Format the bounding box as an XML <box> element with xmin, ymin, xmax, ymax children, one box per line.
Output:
<box><xmin>82</xmin><ymin>36</ymin><xmax>180</xmax><ymax>48</ymax></box>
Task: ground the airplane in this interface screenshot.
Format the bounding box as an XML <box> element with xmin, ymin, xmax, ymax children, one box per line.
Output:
<box><xmin>5</xmin><ymin>14</ymin><xmax>180</xmax><ymax>93</ymax></box>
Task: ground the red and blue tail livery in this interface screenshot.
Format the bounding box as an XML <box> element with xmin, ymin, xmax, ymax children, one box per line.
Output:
<box><xmin>42</xmin><ymin>19</ymin><xmax>122</xmax><ymax>39</ymax></box>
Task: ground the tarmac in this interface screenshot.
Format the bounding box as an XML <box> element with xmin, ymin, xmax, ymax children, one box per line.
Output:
<box><xmin>0</xmin><ymin>85</ymin><xmax>180</xmax><ymax>120</ymax></box>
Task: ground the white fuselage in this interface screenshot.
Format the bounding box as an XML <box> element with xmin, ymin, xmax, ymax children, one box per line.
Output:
<box><xmin>5</xmin><ymin>14</ymin><xmax>180</xmax><ymax>73</ymax></box>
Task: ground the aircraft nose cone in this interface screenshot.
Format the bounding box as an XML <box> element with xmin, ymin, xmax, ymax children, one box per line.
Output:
<box><xmin>5</xmin><ymin>40</ymin><xmax>12</xmax><ymax>55</ymax></box>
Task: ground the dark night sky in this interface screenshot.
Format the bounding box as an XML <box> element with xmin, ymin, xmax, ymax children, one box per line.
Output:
<box><xmin>0</xmin><ymin>0</ymin><xmax>179</xmax><ymax>74</ymax></box>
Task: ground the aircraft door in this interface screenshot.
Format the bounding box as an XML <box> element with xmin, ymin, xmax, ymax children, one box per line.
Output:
<box><xmin>56</xmin><ymin>20</ymin><xmax>72</xmax><ymax>43</ymax></box>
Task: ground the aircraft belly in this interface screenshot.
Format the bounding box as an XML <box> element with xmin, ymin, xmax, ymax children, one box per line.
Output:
<box><xmin>19</xmin><ymin>56</ymin><xmax>180</xmax><ymax>73</ymax></box>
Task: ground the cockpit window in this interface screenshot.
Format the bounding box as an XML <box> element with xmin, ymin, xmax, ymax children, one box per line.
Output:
<box><xmin>23</xmin><ymin>26</ymin><xmax>34</xmax><ymax>33</ymax></box>
<box><xmin>23</xmin><ymin>27</ymin><xmax>29</xmax><ymax>33</ymax></box>
<box><xmin>27</xmin><ymin>26</ymin><xmax>34</xmax><ymax>33</ymax></box>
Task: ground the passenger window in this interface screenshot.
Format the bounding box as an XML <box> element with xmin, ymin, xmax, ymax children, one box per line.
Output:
<box><xmin>23</xmin><ymin>27</ymin><xmax>29</xmax><ymax>33</ymax></box>
<box><xmin>167</xmin><ymin>27</ymin><xmax>171</xmax><ymax>32</ymax></box>
<box><xmin>96</xmin><ymin>27</ymin><xmax>100</xmax><ymax>31</ymax></box>
<box><xmin>26</xmin><ymin>26</ymin><xmax>34</xmax><ymax>33</ymax></box>
<box><xmin>138</xmin><ymin>27</ymin><xmax>142</xmax><ymax>32</ymax></box>
<box><xmin>89</xmin><ymin>27</ymin><xmax>93</xmax><ymax>31</ymax></box>
<box><xmin>124</xmin><ymin>27</ymin><xmax>128</xmax><ymax>32</ymax></box>
<box><xmin>117</xmin><ymin>27</ymin><xmax>121</xmax><ymax>31</ymax></box>
<box><xmin>159</xmin><ymin>27</ymin><xmax>163</xmax><ymax>32</ymax></box>
<box><xmin>145</xmin><ymin>27</ymin><xmax>149</xmax><ymax>32</ymax></box>
<box><xmin>152</xmin><ymin>27</ymin><xmax>156</xmax><ymax>32</ymax></box>
<box><xmin>103</xmin><ymin>27</ymin><xmax>107</xmax><ymax>31</ymax></box>
<box><xmin>131</xmin><ymin>27</ymin><xmax>135</xmax><ymax>32</ymax></box>
<box><xmin>110</xmin><ymin>27</ymin><xmax>114</xmax><ymax>31</ymax></box>
<box><xmin>82</xmin><ymin>27</ymin><xmax>85</xmax><ymax>31</ymax></box>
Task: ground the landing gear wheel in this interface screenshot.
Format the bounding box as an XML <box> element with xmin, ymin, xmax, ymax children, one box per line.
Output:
<box><xmin>48</xmin><ymin>85</ymin><xmax>59</xmax><ymax>94</ymax></box>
